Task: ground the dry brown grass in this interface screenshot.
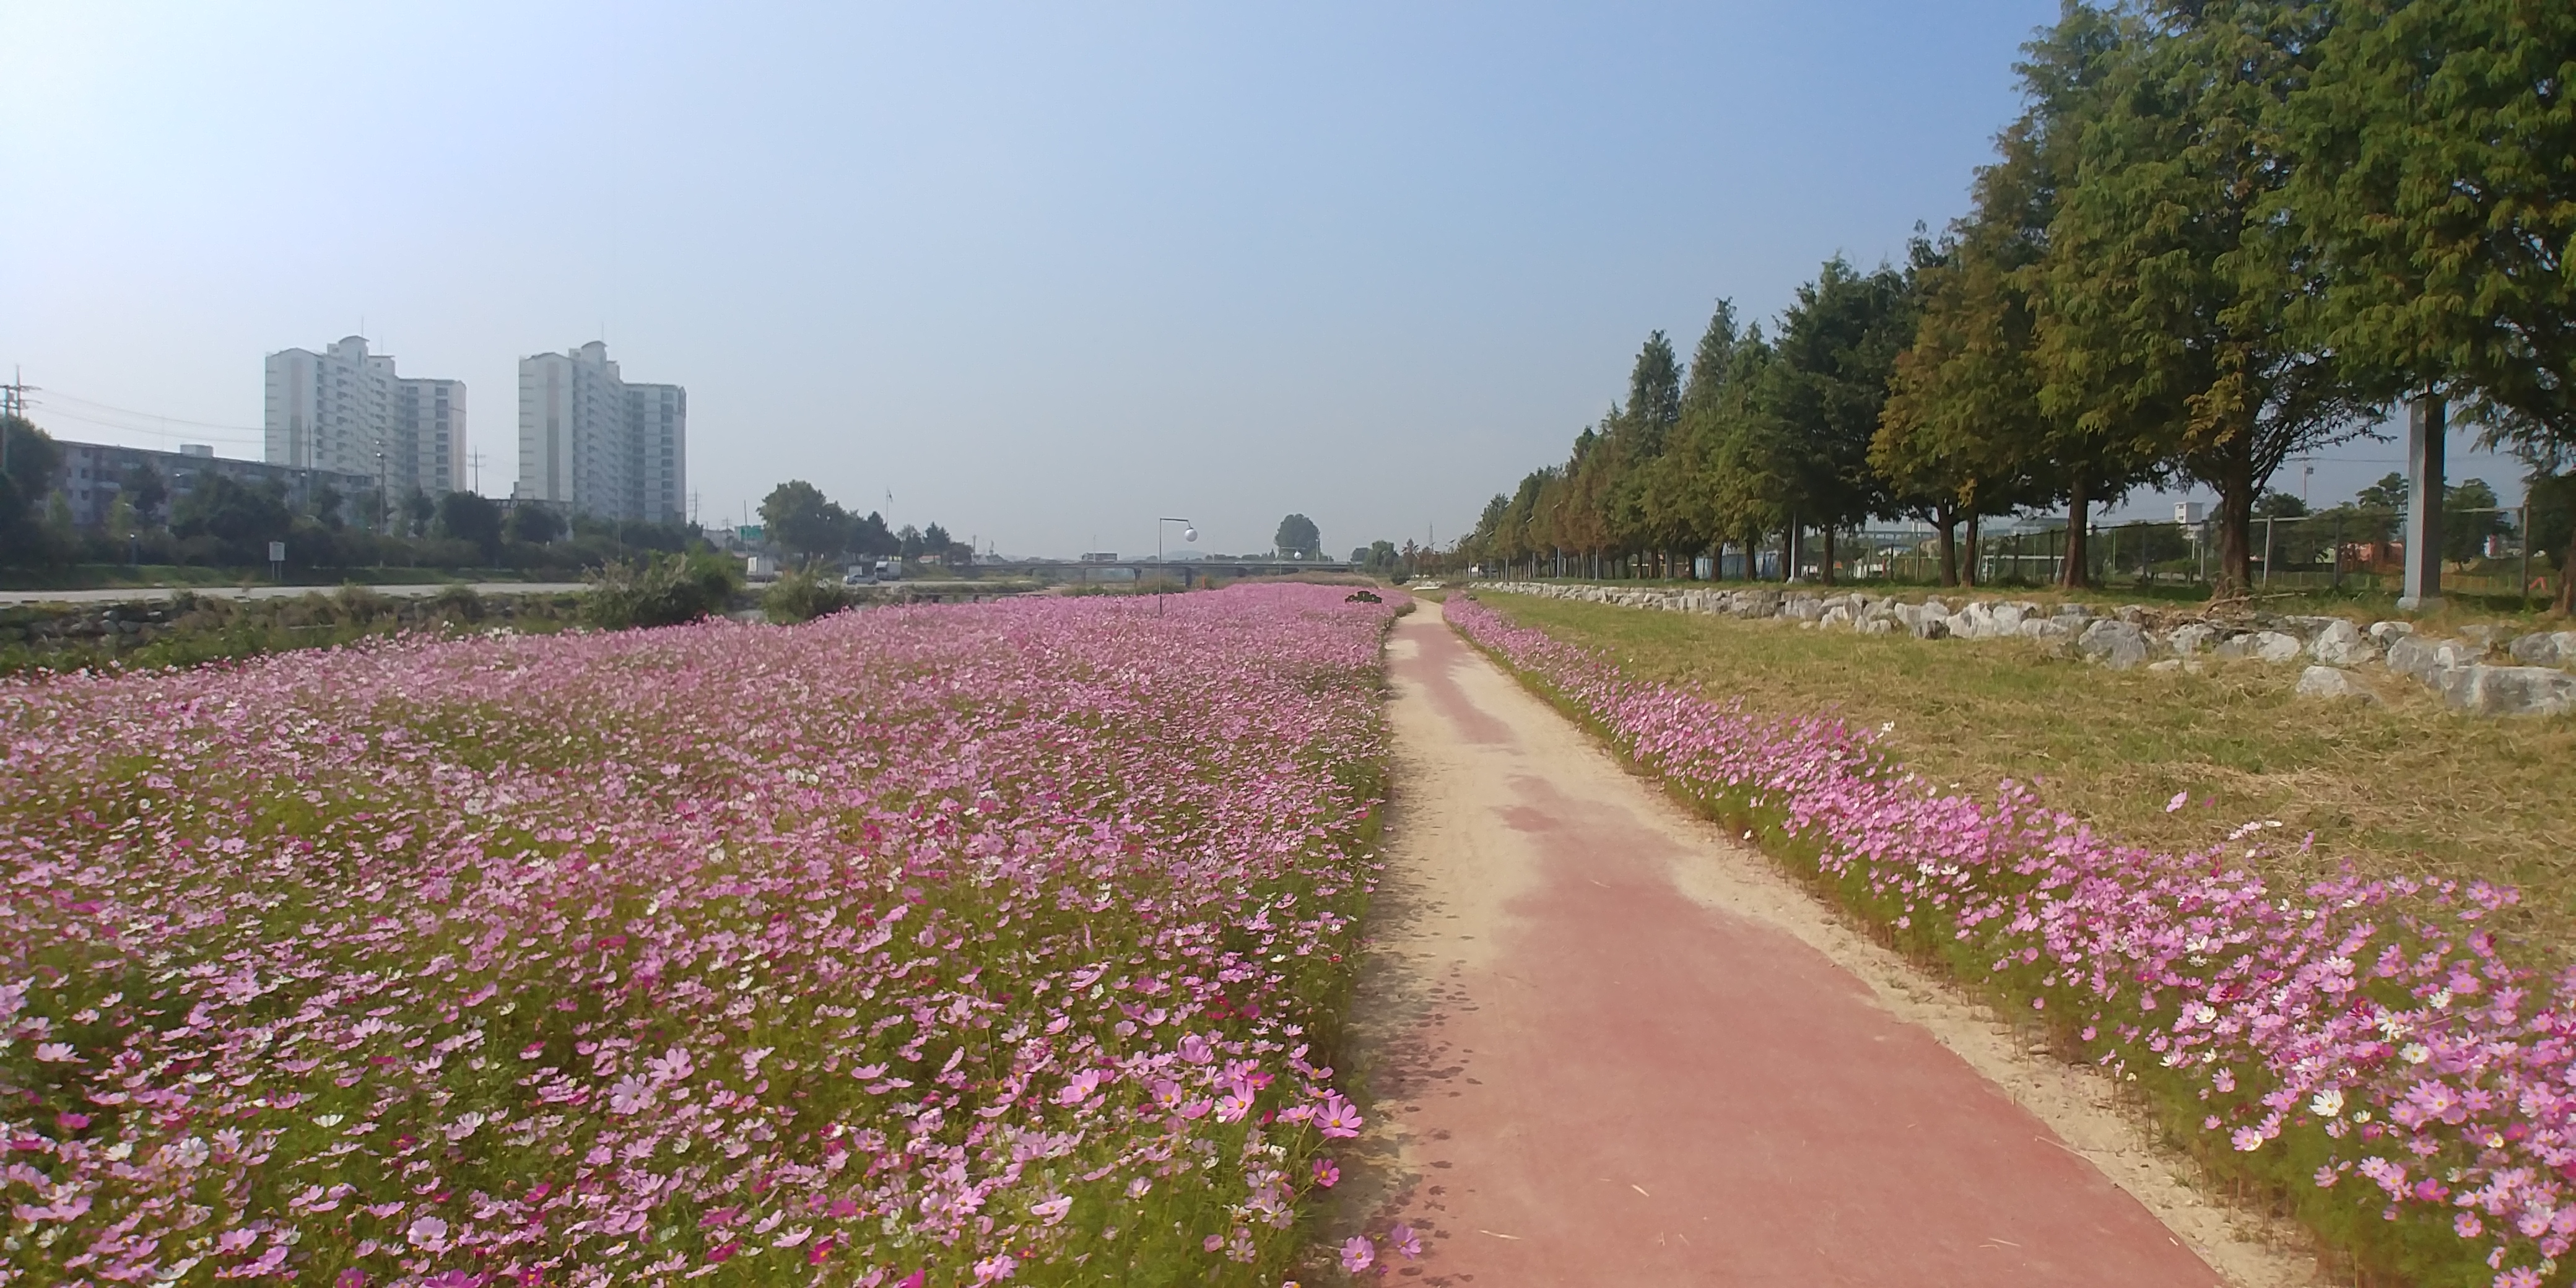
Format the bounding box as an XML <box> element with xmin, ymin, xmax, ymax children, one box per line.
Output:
<box><xmin>1484</xmin><ymin>592</ymin><xmax>2576</xmax><ymax>963</ymax></box>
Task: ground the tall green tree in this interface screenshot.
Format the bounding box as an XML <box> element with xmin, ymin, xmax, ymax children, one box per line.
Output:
<box><xmin>1606</xmin><ymin>332</ymin><xmax>1688</xmax><ymax>570</ymax></box>
<box><xmin>1878</xmin><ymin>232</ymin><xmax>2042</xmax><ymax>586</ymax></box>
<box><xmin>0</xmin><ymin>416</ymin><xmax>65</xmax><ymax>568</ymax></box>
<box><xmin>438</xmin><ymin>491</ymin><xmax>505</xmax><ymax>562</ymax></box>
<box><xmin>1273</xmin><ymin>513</ymin><xmax>1321</xmax><ymax>558</ymax></box>
<box><xmin>760</xmin><ymin>481</ymin><xmax>854</xmax><ymax>564</ymax></box>
<box><xmin>1752</xmin><ymin>258</ymin><xmax>1919</xmax><ymax>583</ymax></box>
<box><xmin>171</xmin><ymin>474</ymin><xmax>295</xmax><ymax>564</ymax></box>
<box><xmin>507</xmin><ymin>503</ymin><xmax>565</xmax><ymax>546</ymax></box>
<box><xmin>2283</xmin><ymin>0</ymin><xmax>2576</xmax><ymax>609</ymax></box>
<box><xmin>2043</xmin><ymin>0</ymin><xmax>2373</xmax><ymax>598</ymax></box>
<box><xmin>1996</xmin><ymin>2</ymin><xmax>2165</xmax><ymax>586</ymax></box>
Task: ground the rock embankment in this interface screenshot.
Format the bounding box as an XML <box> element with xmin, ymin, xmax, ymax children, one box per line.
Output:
<box><xmin>1471</xmin><ymin>580</ymin><xmax>2576</xmax><ymax>718</ymax></box>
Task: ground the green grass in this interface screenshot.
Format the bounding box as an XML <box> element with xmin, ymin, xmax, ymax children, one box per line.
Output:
<box><xmin>0</xmin><ymin>563</ymin><xmax>581</xmax><ymax>591</ymax></box>
<box><xmin>0</xmin><ymin>589</ymin><xmax>583</xmax><ymax>676</ymax></box>
<box><xmin>1487</xmin><ymin>573</ymin><xmax>2566</xmax><ymax>628</ymax></box>
<box><xmin>1482</xmin><ymin>591</ymin><xmax>2576</xmax><ymax>965</ymax></box>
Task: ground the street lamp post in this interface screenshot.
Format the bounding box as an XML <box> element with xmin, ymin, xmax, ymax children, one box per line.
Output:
<box><xmin>1156</xmin><ymin>517</ymin><xmax>1197</xmax><ymax>614</ymax></box>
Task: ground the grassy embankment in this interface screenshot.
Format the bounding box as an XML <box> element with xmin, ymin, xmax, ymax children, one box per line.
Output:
<box><xmin>1480</xmin><ymin>590</ymin><xmax>2576</xmax><ymax>963</ymax></box>
<box><xmin>0</xmin><ymin>563</ymin><xmax>573</xmax><ymax>591</ymax></box>
<box><xmin>1486</xmin><ymin>575</ymin><xmax>2565</xmax><ymax>632</ymax></box>
<box><xmin>0</xmin><ymin>585</ymin><xmax>582</xmax><ymax>676</ymax></box>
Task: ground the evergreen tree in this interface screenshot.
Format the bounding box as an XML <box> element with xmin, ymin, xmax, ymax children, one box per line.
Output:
<box><xmin>1273</xmin><ymin>514</ymin><xmax>1321</xmax><ymax>558</ymax></box>
<box><xmin>2042</xmin><ymin>0</ymin><xmax>2372</xmax><ymax>598</ymax></box>
<box><xmin>2283</xmin><ymin>0</ymin><xmax>2576</xmax><ymax>609</ymax></box>
<box><xmin>1752</xmin><ymin>258</ymin><xmax>1918</xmax><ymax>583</ymax></box>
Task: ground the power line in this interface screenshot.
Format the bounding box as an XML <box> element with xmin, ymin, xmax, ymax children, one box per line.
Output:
<box><xmin>21</xmin><ymin>404</ymin><xmax>263</xmax><ymax>445</ymax></box>
<box><xmin>37</xmin><ymin>389</ymin><xmax>264</xmax><ymax>433</ymax></box>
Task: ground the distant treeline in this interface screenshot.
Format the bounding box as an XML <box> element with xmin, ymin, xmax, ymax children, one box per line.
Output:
<box><xmin>0</xmin><ymin>416</ymin><xmax>707</xmax><ymax>581</ymax></box>
<box><xmin>1460</xmin><ymin>0</ymin><xmax>2575</xmax><ymax>610</ymax></box>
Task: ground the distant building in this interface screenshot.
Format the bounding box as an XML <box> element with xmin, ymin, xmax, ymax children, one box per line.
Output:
<box><xmin>53</xmin><ymin>439</ymin><xmax>371</xmax><ymax>529</ymax></box>
<box><xmin>263</xmin><ymin>335</ymin><xmax>466</xmax><ymax>500</ymax></box>
<box><xmin>513</xmin><ymin>341</ymin><xmax>687</xmax><ymax>524</ymax></box>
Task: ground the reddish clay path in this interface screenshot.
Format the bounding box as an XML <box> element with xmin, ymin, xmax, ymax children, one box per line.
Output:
<box><xmin>1347</xmin><ymin>603</ymin><xmax>2229</xmax><ymax>1286</ymax></box>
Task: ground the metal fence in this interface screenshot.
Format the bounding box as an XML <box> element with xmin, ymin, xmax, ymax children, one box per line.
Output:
<box><xmin>1479</xmin><ymin>507</ymin><xmax>2562</xmax><ymax>605</ymax></box>
<box><xmin>1856</xmin><ymin>507</ymin><xmax>2552</xmax><ymax>603</ymax></box>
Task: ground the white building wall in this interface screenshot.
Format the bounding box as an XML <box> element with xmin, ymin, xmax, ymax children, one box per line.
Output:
<box><xmin>515</xmin><ymin>342</ymin><xmax>684</xmax><ymax>523</ymax></box>
<box><xmin>265</xmin><ymin>336</ymin><xmax>464</xmax><ymax>499</ymax></box>
<box><xmin>627</xmin><ymin>383</ymin><xmax>685</xmax><ymax>524</ymax></box>
<box><xmin>395</xmin><ymin>378</ymin><xmax>466</xmax><ymax>495</ymax></box>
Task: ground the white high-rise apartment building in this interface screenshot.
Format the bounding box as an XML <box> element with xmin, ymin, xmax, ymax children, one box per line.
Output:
<box><xmin>515</xmin><ymin>341</ymin><xmax>687</xmax><ymax>524</ymax></box>
<box><xmin>264</xmin><ymin>336</ymin><xmax>468</xmax><ymax>499</ymax></box>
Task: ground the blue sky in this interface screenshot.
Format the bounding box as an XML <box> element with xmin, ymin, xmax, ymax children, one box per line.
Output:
<box><xmin>0</xmin><ymin>2</ymin><xmax>2526</xmax><ymax>557</ymax></box>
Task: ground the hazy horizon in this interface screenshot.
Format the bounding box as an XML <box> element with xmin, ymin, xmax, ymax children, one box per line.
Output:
<box><xmin>1</xmin><ymin>2</ymin><xmax>2528</xmax><ymax>559</ymax></box>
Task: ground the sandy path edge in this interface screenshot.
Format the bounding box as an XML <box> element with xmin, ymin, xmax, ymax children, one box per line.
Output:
<box><xmin>1336</xmin><ymin>598</ymin><xmax>2326</xmax><ymax>1287</ymax></box>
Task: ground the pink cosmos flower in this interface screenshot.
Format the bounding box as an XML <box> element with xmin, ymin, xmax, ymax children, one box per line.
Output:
<box><xmin>1388</xmin><ymin>1224</ymin><xmax>1422</xmax><ymax>1258</ymax></box>
<box><xmin>407</xmin><ymin>1214</ymin><xmax>450</xmax><ymax>1250</ymax></box>
<box><xmin>1339</xmin><ymin>1236</ymin><xmax>1375</xmax><ymax>1273</ymax></box>
<box><xmin>1056</xmin><ymin>1069</ymin><xmax>1102</xmax><ymax>1106</ymax></box>
<box><xmin>608</xmin><ymin>1074</ymin><xmax>654</xmax><ymax>1115</ymax></box>
<box><xmin>1312</xmin><ymin>1159</ymin><xmax>1340</xmax><ymax>1188</ymax></box>
<box><xmin>1316</xmin><ymin>1094</ymin><xmax>1364</xmax><ymax>1138</ymax></box>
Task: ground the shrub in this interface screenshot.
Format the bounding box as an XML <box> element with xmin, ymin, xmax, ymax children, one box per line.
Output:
<box><xmin>580</xmin><ymin>553</ymin><xmax>731</xmax><ymax>630</ymax></box>
<box><xmin>332</xmin><ymin>581</ymin><xmax>396</xmax><ymax>623</ymax></box>
<box><xmin>427</xmin><ymin>583</ymin><xmax>484</xmax><ymax>623</ymax></box>
<box><xmin>762</xmin><ymin>566</ymin><xmax>856</xmax><ymax>624</ymax></box>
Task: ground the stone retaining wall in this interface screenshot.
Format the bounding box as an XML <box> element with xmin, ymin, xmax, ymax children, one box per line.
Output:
<box><xmin>1472</xmin><ymin>580</ymin><xmax>2576</xmax><ymax>718</ymax></box>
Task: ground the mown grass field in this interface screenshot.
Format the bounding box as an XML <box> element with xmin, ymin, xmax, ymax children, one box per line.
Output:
<box><xmin>1481</xmin><ymin>591</ymin><xmax>2576</xmax><ymax>963</ymax></box>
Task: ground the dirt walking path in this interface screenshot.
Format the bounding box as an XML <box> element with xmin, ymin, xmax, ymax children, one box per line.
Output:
<box><xmin>1342</xmin><ymin>601</ymin><xmax>2315</xmax><ymax>1287</ymax></box>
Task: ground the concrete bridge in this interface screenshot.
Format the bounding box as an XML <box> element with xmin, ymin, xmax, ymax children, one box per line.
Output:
<box><xmin>998</xmin><ymin>559</ymin><xmax>1359</xmax><ymax>585</ymax></box>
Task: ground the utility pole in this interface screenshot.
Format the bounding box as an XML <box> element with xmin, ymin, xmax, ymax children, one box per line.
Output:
<box><xmin>0</xmin><ymin>367</ymin><xmax>36</xmax><ymax>479</ymax></box>
<box><xmin>468</xmin><ymin>450</ymin><xmax>486</xmax><ymax>495</ymax></box>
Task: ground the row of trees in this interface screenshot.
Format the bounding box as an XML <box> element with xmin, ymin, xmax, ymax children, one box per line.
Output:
<box><xmin>0</xmin><ymin>415</ymin><xmax>700</xmax><ymax>576</ymax></box>
<box><xmin>1462</xmin><ymin>0</ymin><xmax>2575</xmax><ymax>608</ymax></box>
<box><xmin>756</xmin><ymin>480</ymin><xmax>970</xmax><ymax>567</ymax></box>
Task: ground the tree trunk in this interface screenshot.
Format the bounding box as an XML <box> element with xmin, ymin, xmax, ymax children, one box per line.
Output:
<box><xmin>1782</xmin><ymin>518</ymin><xmax>1798</xmax><ymax>583</ymax></box>
<box><xmin>1962</xmin><ymin>514</ymin><xmax>1982</xmax><ymax>588</ymax></box>
<box><xmin>1933</xmin><ymin>507</ymin><xmax>1959</xmax><ymax>586</ymax></box>
<box><xmin>1821</xmin><ymin>526</ymin><xmax>1838</xmax><ymax>586</ymax></box>
<box><xmin>2213</xmin><ymin>437</ymin><xmax>2257</xmax><ymax>600</ymax></box>
<box><xmin>2060</xmin><ymin>477</ymin><xmax>2091</xmax><ymax>590</ymax></box>
<box><xmin>2557</xmin><ymin>528</ymin><xmax>2575</xmax><ymax>616</ymax></box>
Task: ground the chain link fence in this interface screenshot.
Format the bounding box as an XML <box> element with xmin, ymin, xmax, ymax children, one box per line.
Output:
<box><xmin>1479</xmin><ymin>507</ymin><xmax>2562</xmax><ymax>606</ymax></box>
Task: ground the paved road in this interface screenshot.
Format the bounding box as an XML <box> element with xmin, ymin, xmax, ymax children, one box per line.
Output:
<box><xmin>0</xmin><ymin>582</ymin><xmax>588</xmax><ymax>606</ymax></box>
<box><xmin>1348</xmin><ymin>601</ymin><xmax>2230</xmax><ymax>1286</ymax></box>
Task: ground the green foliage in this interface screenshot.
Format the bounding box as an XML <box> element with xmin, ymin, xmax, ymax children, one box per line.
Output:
<box><xmin>760</xmin><ymin>479</ymin><xmax>853</xmax><ymax>562</ymax></box>
<box><xmin>169</xmin><ymin>474</ymin><xmax>296</xmax><ymax>564</ymax></box>
<box><xmin>1748</xmin><ymin>256</ymin><xmax>1920</xmax><ymax>578</ymax></box>
<box><xmin>762</xmin><ymin>566</ymin><xmax>856</xmax><ymax>624</ymax></box>
<box><xmin>505</xmin><ymin>502</ymin><xmax>565</xmax><ymax>546</ymax></box>
<box><xmin>2285</xmin><ymin>0</ymin><xmax>2576</xmax><ymax>438</ymax></box>
<box><xmin>437</xmin><ymin>491</ymin><xmax>504</xmax><ymax>560</ymax></box>
<box><xmin>1273</xmin><ymin>513</ymin><xmax>1321</xmax><ymax>558</ymax></box>
<box><xmin>0</xmin><ymin>416</ymin><xmax>67</xmax><ymax>568</ymax></box>
<box><xmin>1461</xmin><ymin>0</ymin><xmax>2576</xmax><ymax>613</ymax></box>
<box><xmin>580</xmin><ymin>552</ymin><xmax>738</xmax><ymax>630</ymax></box>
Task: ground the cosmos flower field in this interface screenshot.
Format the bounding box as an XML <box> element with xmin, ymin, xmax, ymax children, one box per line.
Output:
<box><xmin>2</xmin><ymin>584</ymin><xmax>1395</xmax><ymax>1287</ymax></box>
<box><xmin>1449</xmin><ymin>593</ymin><xmax>2576</xmax><ymax>1288</ymax></box>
